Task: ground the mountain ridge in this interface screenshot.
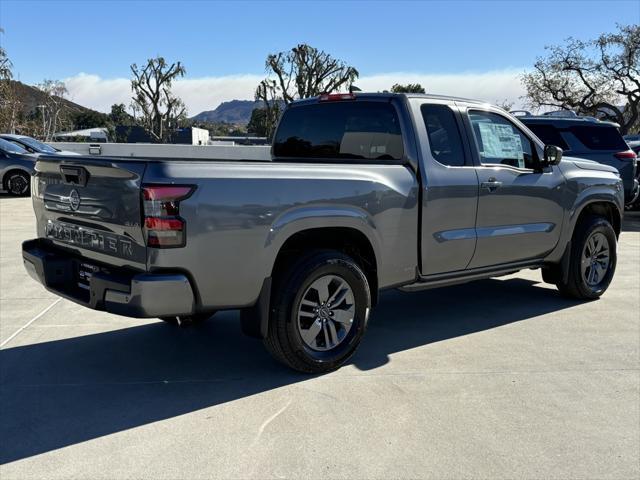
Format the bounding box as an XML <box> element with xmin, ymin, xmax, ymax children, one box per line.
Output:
<box><xmin>191</xmin><ymin>100</ymin><xmax>262</xmax><ymax>124</ymax></box>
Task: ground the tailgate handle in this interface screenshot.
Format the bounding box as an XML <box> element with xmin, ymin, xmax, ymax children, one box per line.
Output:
<box><xmin>60</xmin><ymin>166</ymin><xmax>89</xmax><ymax>186</ymax></box>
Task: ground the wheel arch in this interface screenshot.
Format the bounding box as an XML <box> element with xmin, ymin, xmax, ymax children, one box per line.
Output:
<box><xmin>270</xmin><ymin>226</ymin><xmax>379</xmax><ymax>306</ymax></box>
<box><xmin>571</xmin><ymin>199</ymin><xmax>621</xmax><ymax>239</ymax></box>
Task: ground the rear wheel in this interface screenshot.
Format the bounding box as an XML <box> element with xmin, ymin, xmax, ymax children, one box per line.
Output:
<box><xmin>556</xmin><ymin>216</ymin><xmax>617</xmax><ymax>299</ymax></box>
<box><xmin>264</xmin><ymin>250</ymin><xmax>371</xmax><ymax>373</ymax></box>
<box><xmin>4</xmin><ymin>171</ymin><xmax>30</xmax><ymax>196</ymax></box>
<box><xmin>160</xmin><ymin>312</ymin><xmax>215</xmax><ymax>327</ymax></box>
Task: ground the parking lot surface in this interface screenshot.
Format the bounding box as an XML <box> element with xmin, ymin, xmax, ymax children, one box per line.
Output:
<box><xmin>1</xmin><ymin>194</ymin><xmax>638</xmax><ymax>479</ymax></box>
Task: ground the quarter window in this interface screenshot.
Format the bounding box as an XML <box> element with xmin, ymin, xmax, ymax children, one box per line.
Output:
<box><xmin>421</xmin><ymin>104</ymin><xmax>466</xmax><ymax>166</ymax></box>
<box><xmin>468</xmin><ymin>111</ymin><xmax>536</xmax><ymax>169</ymax></box>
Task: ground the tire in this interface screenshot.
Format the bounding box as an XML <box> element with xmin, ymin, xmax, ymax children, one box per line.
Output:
<box><xmin>3</xmin><ymin>171</ymin><xmax>30</xmax><ymax>196</ymax></box>
<box><xmin>556</xmin><ymin>216</ymin><xmax>617</xmax><ymax>300</ymax></box>
<box><xmin>160</xmin><ymin>312</ymin><xmax>215</xmax><ymax>327</ymax></box>
<box><xmin>264</xmin><ymin>250</ymin><xmax>371</xmax><ymax>374</ymax></box>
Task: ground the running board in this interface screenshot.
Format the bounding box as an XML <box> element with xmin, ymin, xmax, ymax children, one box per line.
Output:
<box><xmin>399</xmin><ymin>261</ymin><xmax>544</xmax><ymax>292</ymax></box>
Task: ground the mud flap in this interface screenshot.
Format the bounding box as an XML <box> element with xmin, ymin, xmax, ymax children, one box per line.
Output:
<box><xmin>240</xmin><ymin>277</ymin><xmax>272</xmax><ymax>339</ymax></box>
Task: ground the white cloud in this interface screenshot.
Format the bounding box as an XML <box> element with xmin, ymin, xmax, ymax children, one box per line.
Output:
<box><xmin>63</xmin><ymin>74</ymin><xmax>131</xmax><ymax>113</ymax></box>
<box><xmin>357</xmin><ymin>69</ymin><xmax>527</xmax><ymax>107</ymax></box>
<box><xmin>62</xmin><ymin>69</ymin><xmax>526</xmax><ymax>116</ymax></box>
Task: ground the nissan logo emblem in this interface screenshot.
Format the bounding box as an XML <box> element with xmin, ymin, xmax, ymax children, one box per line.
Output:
<box><xmin>69</xmin><ymin>189</ymin><xmax>81</xmax><ymax>211</ymax></box>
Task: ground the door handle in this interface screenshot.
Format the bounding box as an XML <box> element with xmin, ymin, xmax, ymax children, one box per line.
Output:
<box><xmin>481</xmin><ymin>178</ymin><xmax>502</xmax><ymax>192</ymax></box>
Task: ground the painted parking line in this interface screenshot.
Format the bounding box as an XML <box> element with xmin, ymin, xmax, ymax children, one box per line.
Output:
<box><xmin>0</xmin><ymin>298</ymin><xmax>62</xmax><ymax>348</ymax></box>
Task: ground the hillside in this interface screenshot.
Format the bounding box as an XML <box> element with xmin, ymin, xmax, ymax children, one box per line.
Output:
<box><xmin>11</xmin><ymin>80</ymin><xmax>95</xmax><ymax>117</ymax></box>
<box><xmin>191</xmin><ymin>100</ymin><xmax>263</xmax><ymax>124</ymax></box>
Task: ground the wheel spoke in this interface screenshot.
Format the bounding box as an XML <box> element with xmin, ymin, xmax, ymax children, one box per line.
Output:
<box><xmin>327</xmin><ymin>320</ymin><xmax>338</xmax><ymax>347</ymax></box>
<box><xmin>332</xmin><ymin>307</ymin><xmax>354</xmax><ymax>325</ymax></box>
<box><xmin>300</xmin><ymin>319</ymin><xmax>322</xmax><ymax>347</ymax></box>
<box><xmin>298</xmin><ymin>310</ymin><xmax>316</xmax><ymax>318</ymax></box>
<box><xmin>322</xmin><ymin>322</ymin><xmax>331</xmax><ymax>347</ymax></box>
<box><xmin>313</xmin><ymin>276</ymin><xmax>332</xmax><ymax>303</ymax></box>
<box><xmin>327</xmin><ymin>283</ymin><xmax>348</xmax><ymax>307</ymax></box>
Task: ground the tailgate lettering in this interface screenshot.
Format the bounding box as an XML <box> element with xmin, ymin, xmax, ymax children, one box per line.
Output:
<box><xmin>46</xmin><ymin>221</ymin><xmax>140</xmax><ymax>259</ymax></box>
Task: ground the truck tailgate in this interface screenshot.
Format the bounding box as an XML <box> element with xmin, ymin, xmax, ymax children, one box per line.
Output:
<box><xmin>32</xmin><ymin>156</ymin><xmax>148</xmax><ymax>270</ymax></box>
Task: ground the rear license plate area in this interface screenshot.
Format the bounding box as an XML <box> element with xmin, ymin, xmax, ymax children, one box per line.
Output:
<box><xmin>76</xmin><ymin>262</ymin><xmax>100</xmax><ymax>290</ymax></box>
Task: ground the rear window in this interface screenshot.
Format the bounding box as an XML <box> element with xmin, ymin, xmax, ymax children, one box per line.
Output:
<box><xmin>273</xmin><ymin>101</ymin><xmax>403</xmax><ymax>160</ymax></box>
<box><xmin>570</xmin><ymin>125</ymin><xmax>627</xmax><ymax>151</ymax></box>
<box><xmin>523</xmin><ymin>123</ymin><xmax>570</xmax><ymax>150</ymax></box>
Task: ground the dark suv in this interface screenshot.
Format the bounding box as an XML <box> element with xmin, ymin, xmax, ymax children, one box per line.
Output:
<box><xmin>514</xmin><ymin>111</ymin><xmax>639</xmax><ymax>206</ymax></box>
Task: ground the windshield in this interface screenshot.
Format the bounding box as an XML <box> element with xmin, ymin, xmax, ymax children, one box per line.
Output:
<box><xmin>0</xmin><ymin>138</ymin><xmax>29</xmax><ymax>154</ymax></box>
<box><xmin>14</xmin><ymin>136</ymin><xmax>57</xmax><ymax>153</ymax></box>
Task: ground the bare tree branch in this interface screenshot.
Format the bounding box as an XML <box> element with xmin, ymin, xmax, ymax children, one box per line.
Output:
<box><xmin>522</xmin><ymin>24</ymin><xmax>640</xmax><ymax>134</ymax></box>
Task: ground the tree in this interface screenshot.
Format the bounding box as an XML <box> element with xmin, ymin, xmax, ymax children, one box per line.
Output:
<box><xmin>35</xmin><ymin>80</ymin><xmax>69</xmax><ymax>141</ymax></box>
<box><xmin>254</xmin><ymin>79</ymin><xmax>283</xmax><ymax>138</ymax></box>
<box><xmin>391</xmin><ymin>83</ymin><xmax>425</xmax><ymax>94</ymax></box>
<box><xmin>0</xmin><ymin>29</ymin><xmax>21</xmax><ymax>134</ymax></box>
<box><xmin>255</xmin><ymin>44</ymin><xmax>359</xmax><ymax>137</ymax></box>
<box><xmin>495</xmin><ymin>99</ymin><xmax>515</xmax><ymax>111</ymax></box>
<box><xmin>130</xmin><ymin>57</ymin><xmax>187</xmax><ymax>142</ymax></box>
<box><xmin>110</xmin><ymin>103</ymin><xmax>134</xmax><ymax>126</ymax></box>
<box><xmin>522</xmin><ymin>24</ymin><xmax>640</xmax><ymax>134</ymax></box>
<box><xmin>247</xmin><ymin>107</ymin><xmax>268</xmax><ymax>136</ymax></box>
<box><xmin>71</xmin><ymin>110</ymin><xmax>110</xmax><ymax>130</ymax></box>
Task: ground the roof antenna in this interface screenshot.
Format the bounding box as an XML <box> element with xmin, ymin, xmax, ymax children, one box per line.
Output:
<box><xmin>349</xmin><ymin>85</ymin><xmax>362</xmax><ymax>94</ymax></box>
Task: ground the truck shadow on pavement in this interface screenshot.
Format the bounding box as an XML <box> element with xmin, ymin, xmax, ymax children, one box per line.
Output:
<box><xmin>1</xmin><ymin>277</ymin><xmax>581</xmax><ymax>464</ymax></box>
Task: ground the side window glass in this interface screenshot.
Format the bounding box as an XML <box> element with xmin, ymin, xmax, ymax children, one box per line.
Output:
<box><xmin>421</xmin><ymin>104</ymin><xmax>466</xmax><ymax>166</ymax></box>
<box><xmin>469</xmin><ymin>111</ymin><xmax>535</xmax><ymax>169</ymax></box>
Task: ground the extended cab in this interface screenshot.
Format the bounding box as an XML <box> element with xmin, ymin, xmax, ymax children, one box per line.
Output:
<box><xmin>23</xmin><ymin>93</ymin><xmax>624</xmax><ymax>372</ymax></box>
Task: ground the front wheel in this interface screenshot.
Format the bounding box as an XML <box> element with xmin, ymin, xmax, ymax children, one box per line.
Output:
<box><xmin>264</xmin><ymin>250</ymin><xmax>372</xmax><ymax>373</ymax></box>
<box><xmin>556</xmin><ymin>216</ymin><xmax>617</xmax><ymax>299</ymax></box>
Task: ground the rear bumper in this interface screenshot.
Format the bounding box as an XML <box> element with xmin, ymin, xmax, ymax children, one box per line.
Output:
<box><xmin>22</xmin><ymin>239</ymin><xmax>195</xmax><ymax>318</ymax></box>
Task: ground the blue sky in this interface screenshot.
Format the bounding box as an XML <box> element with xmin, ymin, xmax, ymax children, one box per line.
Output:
<box><xmin>0</xmin><ymin>0</ymin><xmax>636</xmax><ymax>113</ymax></box>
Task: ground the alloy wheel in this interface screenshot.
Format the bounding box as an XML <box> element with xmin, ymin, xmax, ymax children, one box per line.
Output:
<box><xmin>7</xmin><ymin>174</ymin><xmax>28</xmax><ymax>195</ymax></box>
<box><xmin>581</xmin><ymin>231</ymin><xmax>610</xmax><ymax>288</ymax></box>
<box><xmin>297</xmin><ymin>274</ymin><xmax>355</xmax><ymax>351</ymax></box>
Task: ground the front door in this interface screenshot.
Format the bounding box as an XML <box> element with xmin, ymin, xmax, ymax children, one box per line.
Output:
<box><xmin>464</xmin><ymin>109</ymin><xmax>565</xmax><ymax>269</ymax></box>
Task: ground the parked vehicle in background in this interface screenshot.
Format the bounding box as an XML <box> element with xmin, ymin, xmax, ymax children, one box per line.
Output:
<box><xmin>0</xmin><ymin>134</ymin><xmax>80</xmax><ymax>156</ymax></box>
<box><xmin>23</xmin><ymin>93</ymin><xmax>624</xmax><ymax>373</ymax></box>
<box><xmin>623</xmin><ymin>134</ymin><xmax>640</xmax><ymax>156</ymax></box>
<box><xmin>0</xmin><ymin>138</ymin><xmax>37</xmax><ymax>196</ymax></box>
<box><xmin>512</xmin><ymin>111</ymin><xmax>639</xmax><ymax>207</ymax></box>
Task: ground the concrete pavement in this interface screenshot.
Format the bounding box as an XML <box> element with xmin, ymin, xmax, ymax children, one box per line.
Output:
<box><xmin>1</xmin><ymin>194</ymin><xmax>638</xmax><ymax>479</ymax></box>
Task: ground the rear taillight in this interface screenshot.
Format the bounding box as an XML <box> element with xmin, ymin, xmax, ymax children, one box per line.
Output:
<box><xmin>615</xmin><ymin>150</ymin><xmax>637</xmax><ymax>160</ymax></box>
<box><xmin>142</xmin><ymin>185</ymin><xmax>195</xmax><ymax>248</ymax></box>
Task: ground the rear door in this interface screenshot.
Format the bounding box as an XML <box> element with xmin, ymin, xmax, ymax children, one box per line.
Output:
<box><xmin>462</xmin><ymin>109</ymin><xmax>565</xmax><ymax>268</ymax></box>
<box><xmin>411</xmin><ymin>99</ymin><xmax>479</xmax><ymax>275</ymax></box>
<box><xmin>33</xmin><ymin>156</ymin><xmax>148</xmax><ymax>270</ymax></box>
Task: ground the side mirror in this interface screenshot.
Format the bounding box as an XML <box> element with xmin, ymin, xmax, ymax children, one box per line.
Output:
<box><xmin>543</xmin><ymin>144</ymin><xmax>563</xmax><ymax>166</ymax></box>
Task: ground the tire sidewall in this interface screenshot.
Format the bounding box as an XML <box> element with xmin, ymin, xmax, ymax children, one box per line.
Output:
<box><xmin>283</xmin><ymin>254</ymin><xmax>371</xmax><ymax>369</ymax></box>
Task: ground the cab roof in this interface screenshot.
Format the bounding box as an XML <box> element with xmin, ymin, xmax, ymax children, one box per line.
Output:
<box><xmin>289</xmin><ymin>91</ymin><xmax>490</xmax><ymax>107</ymax></box>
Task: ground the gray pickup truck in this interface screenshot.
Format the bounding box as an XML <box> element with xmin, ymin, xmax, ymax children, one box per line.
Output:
<box><xmin>22</xmin><ymin>93</ymin><xmax>624</xmax><ymax>372</ymax></box>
